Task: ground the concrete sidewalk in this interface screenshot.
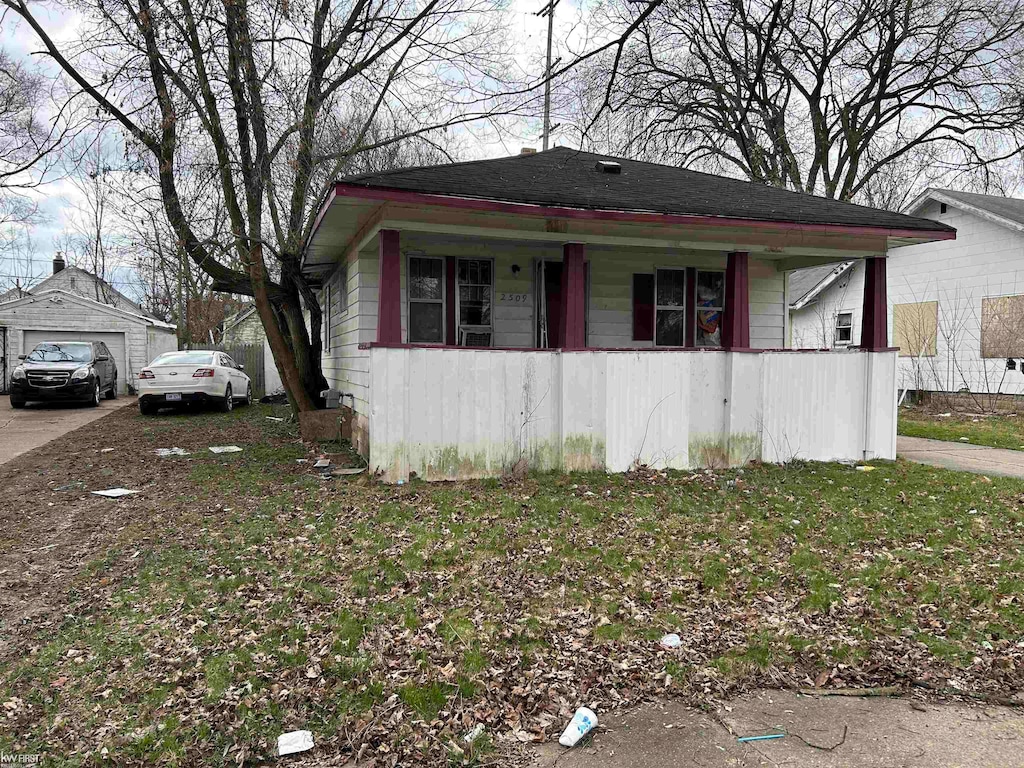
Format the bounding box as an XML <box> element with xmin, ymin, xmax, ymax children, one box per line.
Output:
<box><xmin>532</xmin><ymin>690</ymin><xmax>1024</xmax><ymax>768</ymax></box>
<box><xmin>897</xmin><ymin>435</ymin><xmax>1024</xmax><ymax>478</ymax></box>
<box><xmin>0</xmin><ymin>398</ymin><xmax>129</xmax><ymax>465</ymax></box>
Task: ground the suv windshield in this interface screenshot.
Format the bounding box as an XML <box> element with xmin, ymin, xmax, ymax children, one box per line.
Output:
<box><xmin>152</xmin><ymin>351</ymin><xmax>215</xmax><ymax>366</ymax></box>
<box><xmin>26</xmin><ymin>342</ymin><xmax>93</xmax><ymax>363</ymax></box>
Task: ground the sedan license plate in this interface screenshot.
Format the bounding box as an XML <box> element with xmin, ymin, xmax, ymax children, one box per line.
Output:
<box><xmin>165</xmin><ymin>393</ymin><xmax>182</xmax><ymax>401</ymax></box>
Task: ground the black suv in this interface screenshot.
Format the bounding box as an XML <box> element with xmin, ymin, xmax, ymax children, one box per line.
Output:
<box><xmin>9</xmin><ymin>341</ymin><xmax>118</xmax><ymax>408</ymax></box>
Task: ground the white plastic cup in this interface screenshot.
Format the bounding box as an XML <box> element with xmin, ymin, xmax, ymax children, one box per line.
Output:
<box><xmin>558</xmin><ymin>706</ymin><xmax>598</xmax><ymax>747</ymax></box>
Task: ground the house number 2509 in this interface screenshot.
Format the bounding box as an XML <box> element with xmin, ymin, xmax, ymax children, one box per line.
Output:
<box><xmin>499</xmin><ymin>293</ymin><xmax>529</xmax><ymax>303</ymax></box>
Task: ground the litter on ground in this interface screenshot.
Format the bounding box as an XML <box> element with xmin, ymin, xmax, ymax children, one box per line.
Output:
<box><xmin>100</xmin><ymin>448</ymin><xmax>115</xmax><ymax>453</ymax></box>
<box><xmin>313</xmin><ymin>458</ymin><xmax>331</xmax><ymax>468</ymax></box>
<box><xmin>154</xmin><ymin>447</ymin><xmax>189</xmax><ymax>457</ymax></box>
<box><xmin>659</xmin><ymin>633</ymin><xmax>682</xmax><ymax>649</ymax></box>
<box><xmin>208</xmin><ymin>445</ymin><xmax>243</xmax><ymax>454</ymax></box>
<box><xmin>559</xmin><ymin>707</ymin><xmax>597</xmax><ymax>747</ymax></box>
<box><xmin>463</xmin><ymin>724</ymin><xmax>485</xmax><ymax>744</ymax></box>
<box><xmin>91</xmin><ymin>488</ymin><xmax>140</xmax><ymax>498</ymax></box>
<box><xmin>266</xmin><ymin>416</ymin><xmax>285</xmax><ymax>422</ymax></box>
<box><xmin>855</xmin><ymin>465</ymin><xmax>875</xmax><ymax>472</ymax></box>
<box><xmin>737</xmin><ymin>733</ymin><xmax>785</xmax><ymax>743</ymax></box>
<box><xmin>277</xmin><ymin>730</ymin><xmax>314</xmax><ymax>756</ymax></box>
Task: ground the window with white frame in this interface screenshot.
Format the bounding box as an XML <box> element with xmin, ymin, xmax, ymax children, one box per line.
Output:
<box><xmin>323</xmin><ymin>282</ymin><xmax>332</xmax><ymax>352</ymax></box>
<box><xmin>408</xmin><ymin>256</ymin><xmax>444</xmax><ymax>343</ymax></box>
<box><xmin>835</xmin><ymin>311</ymin><xmax>853</xmax><ymax>345</ymax></box>
<box><xmin>457</xmin><ymin>259</ymin><xmax>493</xmax><ymax>328</ymax></box>
<box><xmin>655</xmin><ymin>268</ymin><xmax>686</xmax><ymax>346</ymax></box>
<box><xmin>337</xmin><ymin>265</ymin><xmax>348</xmax><ymax>315</ymax></box>
<box><xmin>695</xmin><ymin>270</ymin><xmax>724</xmax><ymax>347</ymax></box>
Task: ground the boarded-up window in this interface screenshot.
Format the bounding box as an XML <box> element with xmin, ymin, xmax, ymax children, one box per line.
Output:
<box><xmin>893</xmin><ymin>301</ymin><xmax>937</xmax><ymax>357</ymax></box>
<box><xmin>981</xmin><ymin>294</ymin><xmax>1024</xmax><ymax>358</ymax></box>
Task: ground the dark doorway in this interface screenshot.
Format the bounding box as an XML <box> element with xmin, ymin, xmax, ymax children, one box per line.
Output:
<box><xmin>536</xmin><ymin>261</ymin><xmax>563</xmax><ymax>348</ymax></box>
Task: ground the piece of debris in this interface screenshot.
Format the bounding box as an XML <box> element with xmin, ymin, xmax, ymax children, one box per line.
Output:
<box><xmin>296</xmin><ymin>458</ymin><xmax>309</xmax><ymax>464</ymax></box>
<box><xmin>463</xmin><ymin>723</ymin><xmax>486</xmax><ymax>744</ymax></box>
<box><xmin>659</xmin><ymin>633</ymin><xmax>682</xmax><ymax>650</ymax></box>
<box><xmin>54</xmin><ymin>481</ymin><xmax>85</xmax><ymax>492</ymax></box>
<box><xmin>737</xmin><ymin>733</ymin><xmax>785</xmax><ymax>743</ymax></box>
<box><xmin>100</xmin><ymin>447</ymin><xmax>115</xmax><ymax>453</ymax></box>
<box><xmin>798</xmin><ymin>685</ymin><xmax>900</xmax><ymax>697</ymax></box>
<box><xmin>330</xmin><ymin>466</ymin><xmax>366</xmax><ymax>477</ymax></box>
<box><xmin>959</xmin><ymin>437</ymin><xmax>970</xmax><ymax>442</ymax></box>
<box><xmin>559</xmin><ymin>707</ymin><xmax>597</xmax><ymax>748</ymax></box>
<box><xmin>277</xmin><ymin>729</ymin><xmax>314</xmax><ymax>757</ymax></box>
<box><xmin>91</xmin><ymin>488</ymin><xmax>140</xmax><ymax>498</ymax></box>
<box><xmin>854</xmin><ymin>465</ymin><xmax>875</xmax><ymax>472</ymax></box>
<box><xmin>937</xmin><ymin>412</ymin><xmax>952</xmax><ymax>417</ymax></box>
<box><xmin>208</xmin><ymin>445</ymin><xmax>243</xmax><ymax>454</ymax></box>
<box><xmin>313</xmin><ymin>458</ymin><xmax>331</xmax><ymax>468</ymax></box>
<box><xmin>266</xmin><ymin>416</ymin><xmax>285</xmax><ymax>422</ymax></box>
<box><xmin>260</xmin><ymin>389</ymin><xmax>288</xmax><ymax>404</ymax></box>
<box><xmin>154</xmin><ymin>447</ymin><xmax>189</xmax><ymax>457</ymax></box>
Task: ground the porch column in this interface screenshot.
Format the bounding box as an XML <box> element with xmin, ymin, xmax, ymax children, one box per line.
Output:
<box><xmin>860</xmin><ymin>256</ymin><xmax>888</xmax><ymax>350</ymax></box>
<box><xmin>561</xmin><ymin>242</ymin><xmax>587</xmax><ymax>349</ymax></box>
<box><xmin>721</xmin><ymin>250</ymin><xmax>750</xmax><ymax>349</ymax></box>
<box><xmin>377</xmin><ymin>229</ymin><xmax>401</xmax><ymax>344</ymax></box>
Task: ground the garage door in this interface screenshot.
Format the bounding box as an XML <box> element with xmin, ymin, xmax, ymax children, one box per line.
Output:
<box><xmin>22</xmin><ymin>330</ymin><xmax>128</xmax><ymax>393</ymax></box>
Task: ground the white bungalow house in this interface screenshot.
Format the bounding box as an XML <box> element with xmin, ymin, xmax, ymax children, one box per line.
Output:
<box><xmin>789</xmin><ymin>189</ymin><xmax>1024</xmax><ymax>396</ymax></box>
<box><xmin>301</xmin><ymin>148</ymin><xmax>955</xmax><ymax>481</ymax></box>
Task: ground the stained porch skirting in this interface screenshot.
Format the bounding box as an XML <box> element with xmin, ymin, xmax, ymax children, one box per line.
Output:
<box><xmin>368</xmin><ymin>347</ymin><xmax>897</xmax><ymax>482</ymax></box>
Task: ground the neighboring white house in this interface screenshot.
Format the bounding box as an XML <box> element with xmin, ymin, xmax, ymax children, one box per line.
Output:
<box><xmin>789</xmin><ymin>189</ymin><xmax>1024</xmax><ymax>396</ymax></box>
<box><xmin>0</xmin><ymin>257</ymin><xmax>178</xmax><ymax>394</ymax></box>
<box><xmin>301</xmin><ymin>148</ymin><xmax>954</xmax><ymax>480</ymax></box>
<box><xmin>221</xmin><ymin>305</ymin><xmax>284</xmax><ymax>394</ymax></box>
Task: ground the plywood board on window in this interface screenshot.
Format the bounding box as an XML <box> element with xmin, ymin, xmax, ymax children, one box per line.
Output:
<box><xmin>893</xmin><ymin>301</ymin><xmax>937</xmax><ymax>357</ymax></box>
<box><xmin>982</xmin><ymin>294</ymin><xmax>1024</xmax><ymax>358</ymax></box>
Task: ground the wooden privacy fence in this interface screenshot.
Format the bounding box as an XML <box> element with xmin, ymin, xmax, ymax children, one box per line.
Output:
<box><xmin>186</xmin><ymin>343</ymin><xmax>266</xmax><ymax>397</ymax></box>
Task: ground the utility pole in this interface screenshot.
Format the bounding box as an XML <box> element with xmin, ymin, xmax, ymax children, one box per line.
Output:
<box><xmin>537</xmin><ymin>0</ymin><xmax>561</xmax><ymax>150</ymax></box>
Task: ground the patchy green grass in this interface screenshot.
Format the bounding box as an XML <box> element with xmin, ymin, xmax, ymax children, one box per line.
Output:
<box><xmin>2</xmin><ymin>405</ymin><xmax>1024</xmax><ymax>765</ymax></box>
<box><xmin>899</xmin><ymin>406</ymin><xmax>1024</xmax><ymax>450</ymax></box>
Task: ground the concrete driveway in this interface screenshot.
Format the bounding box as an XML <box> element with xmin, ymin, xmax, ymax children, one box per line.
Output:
<box><xmin>898</xmin><ymin>435</ymin><xmax>1024</xmax><ymax>479</ymax></box>
<box><xmin>0</xmin><ymin>396</ymin><xmax>131</xmax><ymax>465</ymax></box>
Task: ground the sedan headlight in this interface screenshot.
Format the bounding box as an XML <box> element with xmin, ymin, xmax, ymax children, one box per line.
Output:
<box><xmin>11</xmin><ymin>366</ymin><xmax>26</xmax><ymax>381</ymax></box>
<box><xmin>71</xmin><ymin>366</ymin><xmax>92</xmax><ymax>381</ymax></box>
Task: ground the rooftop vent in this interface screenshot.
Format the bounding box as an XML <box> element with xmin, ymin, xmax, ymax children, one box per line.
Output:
<box><xmin>596</xmin><ymin>160</ymin><xmax>622</xmax><ymax>174</ymax></box>
<box><xmin>520</xmin><ymin>147</ymin><xmax>537</xmax><ymax>155</ymax></box>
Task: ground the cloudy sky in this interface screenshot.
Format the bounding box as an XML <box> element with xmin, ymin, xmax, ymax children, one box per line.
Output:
<box><xmin>1</xmin><ymin>0</ymin><xmax>582</xmax><ymax>298</ymax></box>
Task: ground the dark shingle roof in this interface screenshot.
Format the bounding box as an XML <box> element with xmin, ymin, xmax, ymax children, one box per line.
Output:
<box><xmin>931</xmin><ymin>189</ymin><xmax>1024</xmax><ymax>229</ymax></box>
<box><xmin>341</xmin><ymin>147</ymin><xmax>953</xmax><ymax>234</ymax></box>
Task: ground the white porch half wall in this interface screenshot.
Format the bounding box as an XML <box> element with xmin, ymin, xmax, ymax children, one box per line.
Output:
<box><xmin>369</xmin><ymin>346</ymin><xmax>896</xmax><ymax>482</ymax></box>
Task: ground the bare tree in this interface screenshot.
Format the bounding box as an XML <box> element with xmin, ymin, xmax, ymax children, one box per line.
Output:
<box><xmin>4</xmin><ymin>0</ymin><xmax>523</xmax><ymax>411</ymax></box>
<box><xmin>576</xmin><ymin>0</ymin><xmax>1024</xmax><ymax>203</ymax></box>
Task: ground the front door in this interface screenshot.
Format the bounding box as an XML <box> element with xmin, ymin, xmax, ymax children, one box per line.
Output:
<box><xmin>536</xmin><ymin>260</ymin><xmax>564</xmax><ymax>348</ymax></box>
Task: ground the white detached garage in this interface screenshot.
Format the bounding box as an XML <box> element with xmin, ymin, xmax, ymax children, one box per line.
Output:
<box><xmin>0</xmin><ymin>290</ymin><xmax>177</xmax><ymax>394</ymax></box>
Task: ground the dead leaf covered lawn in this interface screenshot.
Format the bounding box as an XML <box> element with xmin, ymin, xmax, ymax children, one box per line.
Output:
<box><xmin>1</xmin><ymin>404</ymin><xmax>1023</xmax><ymax>766</ymax></box>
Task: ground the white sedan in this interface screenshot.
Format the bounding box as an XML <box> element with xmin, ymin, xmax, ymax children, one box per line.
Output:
<box><xmin>137</xmin><ymin>350</ymin><xmax>253</xmax><ymax>415</ymax></box>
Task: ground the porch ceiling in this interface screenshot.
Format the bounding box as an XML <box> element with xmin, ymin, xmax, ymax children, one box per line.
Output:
<box><xmin>301</xmin><ymin>190</ymin><xmax>954</xmax><ymax>278</ymax></box>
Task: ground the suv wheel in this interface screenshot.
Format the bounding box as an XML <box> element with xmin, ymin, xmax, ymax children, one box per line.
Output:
<box><xmin>139</xmin><ymin>400</ymin><xmax>155</xmax><ymax>416</ymax></box>
<box><xmin>105</xmin><ymin>377</ymin><xmax>118</xmax><ymax>400</ymax></box>
<box><xmin>10</xmin><ymin>398</ymin><xmax>25</xmax><ymax>409</ymax></box>
<box><xmin>88</xmin><ymin>381</ymin><xmax>101</xmax><ymax>407</ymax></box>
<box><xmin>220</xmin><ymin>384</ymin><xmax>233</xmax><ymax>412</ymax></box>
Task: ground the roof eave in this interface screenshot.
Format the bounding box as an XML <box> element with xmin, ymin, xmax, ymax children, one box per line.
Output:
<box><xmin>330</xmin><ymin>182</ymin><xmax>957</xmax><ymax>242</ymax></box>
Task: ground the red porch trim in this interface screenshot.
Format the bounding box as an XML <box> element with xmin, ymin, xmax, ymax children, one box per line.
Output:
<box><xmin>561</xmin><ymin>242</ymin><xmax>587</xmax><ymax>349</ymax></box>
<box><xmin>860</xmin><ymin>256</ymin><xmax>888</xmax><ymax>350</ymax></box>
<box><xmin>377</xmin><ymin>229</ymin><xmax>402</xmax><ymax>344</ymax></box>
<box><xmin>685</xmin><ymin>267</ymin><xmax>697</xmax><ymax>346</ymax></box>
<box><xmin>445</xmin><ymin>257</ymin><xmax>457</xmax><ymax>346</ymax></box>
<box><xmin>721</xmin><ymin>251</ymin><xmax>750</xmax><ymax>349</ymax></box>
<box><xmin>331</xmin><ymin>182</ymin><xmax>957</xmax><ymax>241</ymax></box>
<box><xmin>359</xmin><ymin>341</ymin><xmax>884</xmax><ymax>354</ymax></box>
